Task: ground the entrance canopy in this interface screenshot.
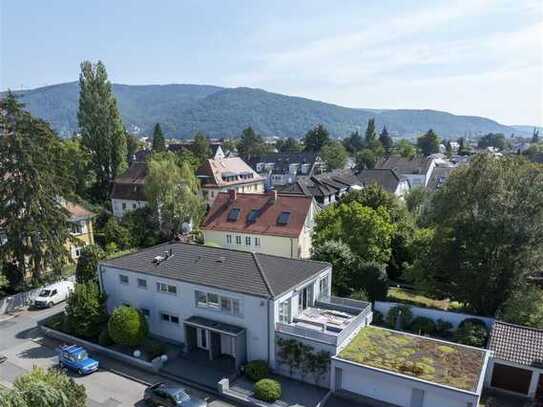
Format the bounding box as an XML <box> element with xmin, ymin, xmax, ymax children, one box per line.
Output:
<box><xmin>184</xmin><ymin>316</ymin><xmax>245</xmax><ymax>336</ymax></box>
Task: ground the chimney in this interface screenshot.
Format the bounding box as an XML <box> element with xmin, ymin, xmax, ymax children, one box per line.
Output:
<box><xmin>228</xmin><ymin>189</ymin><xmax>237</xmax><ymax>202</ymax></box>
<box><xmin>267</xmin><ymin>189</ymin><xmax>278</xmax><ymax>203</ymax></box>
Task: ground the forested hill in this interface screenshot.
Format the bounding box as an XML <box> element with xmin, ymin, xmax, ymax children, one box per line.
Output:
<box><xmin>9</xmin><ymin>81</ymin><xmax>523</xmax><ymax>138</ymax></box>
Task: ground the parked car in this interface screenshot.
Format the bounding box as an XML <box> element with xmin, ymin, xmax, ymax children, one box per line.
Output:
<box><xmin>143</xmin><ymin>383</ymin><xmax>207</xmax><ymax>407</ymax></box>
<box><xmin>57</xmin><ymin>344</ymin><xmax>99</xmax><ymax>375</ymax></box>
<box><xmin>33</xmin><ymin>281</ymin><xmax>74</xmax><ymax>308</ymax></box>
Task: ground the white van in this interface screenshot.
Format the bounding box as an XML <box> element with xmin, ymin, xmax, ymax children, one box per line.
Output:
<box><xmin>33</xmin><ymin>281</ymin><xmax>74</xmax><ymax>308</ymax></box>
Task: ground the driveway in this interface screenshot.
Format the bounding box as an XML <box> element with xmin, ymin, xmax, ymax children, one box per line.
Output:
<box><xmin>0</xmin><ymin>305</ymin><xmax>238</xmax><ymax>407</ymax></box>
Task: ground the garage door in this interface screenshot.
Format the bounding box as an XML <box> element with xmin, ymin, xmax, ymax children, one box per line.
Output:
<box><xmin>491</xmin><ymin>363</ymin><xmax>532</xmax><ymax>394</ymax></box>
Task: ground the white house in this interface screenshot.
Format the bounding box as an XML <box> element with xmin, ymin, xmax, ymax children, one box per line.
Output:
<box><xmin>356</xmin><ymin>169</ymin><xmax>411</xmax><ymax>198</ymax></box>
<box><xmin>111</xmin><ymin>161</ymin><xmax>148</xmax><ymax>218</ymax></box>
<box><xmin>248</xmin><ymin>152</ymin><xmax>326</xmax><ymax>186</ymax></box>
<box><xmin>202</xmin><ymin>190</ymin><xmax>318</xmax><ymax>259</ymax></box>
<box><xmin>375</xmin><ymin>156</ymin><xmax>436</xmax><ymax>188</ymax></box>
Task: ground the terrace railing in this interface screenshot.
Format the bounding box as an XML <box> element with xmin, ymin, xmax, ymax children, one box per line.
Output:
<box><xmin>275</xmin><ymin>322</ymin><xmax>338</xmax><ymax>346</ymax></box>
<box><xmin>336</xmin><ymin>304</ymin><xmax>372</xmax><ymax>346</ymax></box>
<box><xmin>316</xmin><ymin>295</ymin><xmax>371</xmax><ymax>315</ymax></box>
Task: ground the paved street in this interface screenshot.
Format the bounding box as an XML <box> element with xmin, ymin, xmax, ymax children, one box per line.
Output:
<box><xmin>0</xmin><ymin>305</ymin><xmax>239</xmax><ymax>407</ymax></box>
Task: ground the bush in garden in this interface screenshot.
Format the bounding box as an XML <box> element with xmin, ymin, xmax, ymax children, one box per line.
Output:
<box><xmin>75</xmin><ymin>244</ymin><xmax>105</xmax><ymax>284</ymax></box>
<box><xmin>65</xmin><ymin>282</ymin><xmax>108</xmax><ymax>339</ymax></box>
<box><xmin>245</xmin><ymin>360</ymin><xmax>270</xmax><ymax>382</ymax></box>
<box><xmin>454</xmin><ymin>320</ymin><xmax>488</xmax><ymax>347</ymax></box>
<box><xmin>372</xmin><ymin>310</ymin><xmax>384</xmax><ymax>326</ymax></box>
<box><xmin>385</xmin><ymin>305</ymin><xmax>413</xmax><ymax>329</ymax></box>
<box><xmin>408</xmin><ymin>316</ymin><xmax>436</xmax><ymax>335</ymax></box>
<box><xmin>254</xmin><ymin>379</ymin><xmax>282</xmax><ymax>402</ymax></box>
<box><xmin>435</xmin><ymin>319</ymin><xmax>453</xmax><ymax>338</ymax></box>
<box><xmin>143</xmin><ymin>340</ymin><xmax>166</xmax><ymax>360</ymax></box>
<box><xmin>108</xmin><ymin>305</ymin><xmax>148</xmax><ymax>347</ymax></box>
<box><xmin>458</xmin><ymin>318</ymin><xmax>487</xmax><ymax>330</ymax></box>
<box><xmin>98</xmin><ymin>327</ymin><xmax>114</xmax><ymax>346</ymax></box>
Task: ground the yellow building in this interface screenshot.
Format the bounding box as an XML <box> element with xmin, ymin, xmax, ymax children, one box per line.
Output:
<box><xmin>64</xmin><ymin>201</ymin><xmax>95</xmax><ymax>261</ymax></box>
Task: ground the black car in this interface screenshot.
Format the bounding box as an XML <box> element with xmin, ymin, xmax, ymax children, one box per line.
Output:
<box><xmin>143</xmin><ymin>383</ymin><xmax>207</xmax><ymax>407</ymax></box>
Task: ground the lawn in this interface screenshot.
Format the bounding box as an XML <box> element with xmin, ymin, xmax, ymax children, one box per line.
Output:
<box><xmin>387</xmin><ymin>287</ymin><xmax>463</xmax><ymax>311</ymax></box>
<box><xmin>338</xmin><ymin>326</ymin><xmax>485</xmax><ymax>391</ymax></box>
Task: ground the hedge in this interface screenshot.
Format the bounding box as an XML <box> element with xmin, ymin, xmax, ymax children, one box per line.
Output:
<box><xmin>254</xmin><ymin>379</ymin><xmax>282</xmax><ymax>402</ymax></box>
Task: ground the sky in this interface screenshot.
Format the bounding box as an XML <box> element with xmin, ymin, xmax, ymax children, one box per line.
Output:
<box><xmin>1</xmin><ymin>0</ymin><xmax>542</xmax><ymax>126</ymax></box>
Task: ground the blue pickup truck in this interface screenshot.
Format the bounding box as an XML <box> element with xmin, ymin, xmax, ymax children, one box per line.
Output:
<box><xmin>57</xmin><ymin>345</ymin><xmax>99</xmax><ymax>375</ymax></box>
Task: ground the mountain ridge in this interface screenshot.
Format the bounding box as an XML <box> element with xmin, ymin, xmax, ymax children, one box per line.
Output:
<box><xmin>7</xmin><ymin>81</ymin><xmax>532</xmax><ymax>139</ymax></box>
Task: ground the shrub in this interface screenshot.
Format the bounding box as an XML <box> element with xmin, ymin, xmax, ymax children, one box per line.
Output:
<box><xmin>435</xmin><ymin>319</ymin><xmax>453</xmax><ymax>338</ymax></box>
<box><xmin>409</xmin><ymin>317</ymin><xmax>436</xmax><ymax>335</ymax></box>
<box><xmin>75</xmin><ymin>245</ymin><xmax>105</xmax><ymax>284</ymax></box>
<box><xmin>245</xmin><ymin>360</ymin><xmax>269</xmax><ymax>382</ymax></box>
<box><xmin>385</xmin><ymin>305</ymin><xmax>413</xmax><ymax>329</ymax></box>
<box><xmin>108</xmin><ymin>306</ymin><xmax>148</xmax><ymax>347</ymax></box>
<box><xmin>143</xmin><ymin>340</ymin><xmax>166</xmax><ymax>360</ymax></box>
<box><xmin>254</xmin><ymin>379</ymin><xmax>282</xmax><ymax>402</ymax></box>
<box><xmin>357</xmin><ymin>261</ymin><xmax>389</xmax><ymax>302</ymax></box>
<box><xmin>98</xmin><ymin>328</ymin><xmax>114</xmax><ymax>346</ymax></box>
<box><xmin>372</xmin><ymin>310</ymin><xmax>384</xmax><ymax>326</ymax></box>
<box><xmin>65</xmin><ymin>282</ymin><xmax>108</xmax><ymax>339</ymax></box>
<box><xmin>458</xmin><ymin>318</ymin><xmax>487</xmax><ymax>330</ymax></box>
<box><xmin>454</xmin><ymin>321</ymin><xmax>488</xmax><ymax>347</ymax></box>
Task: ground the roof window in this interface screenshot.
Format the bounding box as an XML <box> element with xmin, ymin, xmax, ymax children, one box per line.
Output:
<box><xmin>227</xmin><ymin>208</ymin><xmax>241</xmax><ymax>221</ymax></box>
<box><xmin>277</xmin><ymin>211</ymin><xmax>291</xmax><ymax>225</ymax></box>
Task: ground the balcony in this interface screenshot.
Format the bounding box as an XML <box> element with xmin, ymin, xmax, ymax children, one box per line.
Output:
<box><xmin>275</xmin><ymin>296</ymin><xmax>372</xmax><ymax>348</ymax></box>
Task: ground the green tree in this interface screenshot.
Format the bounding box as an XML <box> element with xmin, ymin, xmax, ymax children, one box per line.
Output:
<box><xmin>417</xmin><ymin>129</ymin><xmax>440</xmax><ymax>156</ymax></box>
<box><xmin>320</xmin><ymin>141</ymin><xmax>348</xmax><ymax>170</ymax></box>
<box><xmin>75</xmin><ymin>245</ymin><xmax>105</xmax><ymax>284</ymax></box>
<box><xmin>364</xmin><ymin>118</ymin><xmax>377</xmax><ymax>145</ymax></box>
<box><xmin>238</xmin><ymin>127</ymin><xmax>267</xmax><ymax>161</ymax></box>
<box><xmin>532</xmin><ymin>128</ymin><xmax>540</xmax><ymax>144</ymax></box>
<box><xmin>62</xmin><ymin>137</ymin><xmax>93</xmax><ymax>199</ymax></box>
<box><xmin>276</xmin><ymin>137</ymin><xmax>302</xmax><ymax>153</ymax></box>
<box><xmin>78</xmin><ymin>61</ymin><xmax>127</xmax><ymax>202</ymax></box>
<box><xmin>126</xmin><ymin>133</ymin><xmax>141</xmax><ymax>164</ymax></box>
<box><xmin>457</xmin><ymin>137</ymin><xmax>471</xmax><ymax>155</ymax></box>
<box><xmin>342</xmin><ymin>131</ymin><xmax>364</xmax><ymax>153</ymax></box>
<box><xmin>397</xmin><ymin>139</ymin><xmax>416</xmax><ymax>158</ymax></box>
<box><xmin>355</xmin><ymin>149</ymin><xmax>377</xmax><ymax>170</ymax></box>
<box><xmin>414</xmin><ymin>154</ymin><xmax>543</xmax><ymax>315</ymax></box>
<box><xmin>103</xmin><ymin>218</ymin><xmax>132</xmax><ymax>250</ymax></box>
<box><xmin>108</xmin><ymin>305</ymin><xmax>148</xmax><ymax>346</ymax></box>
<box><xmin>445</xmin><ymin>140</ymin><xmax>453</xmax><ymax>158</ymax></box>
<box><xmin>312</xmin><ymin>240</ymin><xmax>356</xmax><ymax>296</ymax></box>
<box><xmin>0</xmin><ymin>93</ymin><xmax>72</xmax><ymax>283</ymax></box>
<box><xmin>404</xmin><ymin>186</ymin><xmax>429</xmax><ymax>218</ymax></box>
<box><xmin>151</xmin><ymin>123</ymin><xmax>166</xmax><ymax>152</ymax></box>
<box><xmin>313</xmin><ymin>201</ymin><xmax>395</xmax><ymax>265</ymax></box>
<box><xmin>355</xmin><ymin>261</ymin><xmax>388</xmax><ymax>302</ymax></box>
<box><xmin>121</xmin><ymin>206</ymin><xmax>161</xmax><ymax>248</ymax></box>
<box><xmin>303</xmin><ymin>124</ymin><xmax>330</xmax><ymax>152</ymax></box>
<box><xmin>192</xmin><ymin>131</ymin><xmax>211</xmax><ymax>163</ymax></box>
<box><xmin>145</xmin><ymin>152</ymin><xmax>205</xmax><ymax>238</ymax></box>
<box><xmin>378</xmin><ymin>126</ymin><xmax>393</xmax><ymax>154</ymax></box>
<box><xmin>65</xmin><ymin>282</ymin><xmax>108</xmax><ymax>339</ymax></box>
<box><xmin>0</xmin><ymin>366</ymin><xmax>87</xmax><ymax>407</ymax></box>
<box><xmin>477</xmin><ymin>133</ymin><xmax>507</xmax><ymax>150</ymax></box>
<box><xmin>498</xmin><ymin>285</ymin><xmax>543</xmax><ymax>329</ymax></box>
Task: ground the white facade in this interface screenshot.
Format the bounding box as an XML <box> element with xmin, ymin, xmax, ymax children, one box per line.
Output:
<box><xmin>484</xmin><ymin>357</ymin><xmax>542</xmax><ymax>399</ymax></box>
<box><xmin>111</xmin><ymin>198</ymin><xmax>147</xmax><ymax>218</ymax></box>
<box><xmin>99</xmin><ymin>263</ymin><xmax>332</xmax><ymax>365</ymax></box>
<box><xmin>203</xmin><ymin>181</ymin><xmax>264</xmax><ymax>206</ymax></box>
<box><xmin>331</xmin><ymin>357</ymin><xmax>487</xmax><ymax>407</ymax></box>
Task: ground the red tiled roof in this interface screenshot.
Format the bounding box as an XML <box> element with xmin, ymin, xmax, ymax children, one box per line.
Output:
<box><xmin>196</xmin><ymin>157</ymin><xmax>263</xmax><ymax>187</ymax></box>
<box><xmin>64</xmin><ymin>201</ymin><xmax>95</xmax><ymax>220</ymax></box>
<box><xmin>202</xmin><ymin>192</ymin><xmax>313</xmax><ymax>238</ymax></box>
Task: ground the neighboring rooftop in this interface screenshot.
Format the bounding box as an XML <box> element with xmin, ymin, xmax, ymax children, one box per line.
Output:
<box><xmin>338</xmin><ymin>326</ymin><xmax>486</xmax><ymax>392</ymax></box>
<box><xmin>100</xmin><ymin>242</ymin><xmax>329</xmax><ymax>298</ymax></box>
<box><xmin>202</xmin><ymin>191</ymin><xmax>313</xmax><ymax>238</ymax></box>
<box><xmin>111</xmin><ymin>161</ymin><xmax>148</xmax><ymax>201</ymax></box>
<box><xmin>64</xmin><ymin>201</ymin><xmax>95</xmax><ymax>221</ymax></box>
<box><xmin>278</xmin><ymin>169</ymin><xmax>361</xmax><ymax>200</ymax></box>
<box><xmin>375</xmin><ymin>156</ymin><xmax>434</xmax><ymax>175</ymax></box>
<box><xmin>356</xmin><ymin>169</ymin><xmax>407</xmax><ymax>193</ymax></box>
<box><xmin>427</xmin><ymin>165</ymin><xmax>455</xmax><ymax>191</ymax></box>
<box><xmin>249</xmin><ymin>152</ymin><xmax>323</xmax><ymax>175</ymax></box>
<box><xmin>488</xmin><ymin>321</ymin><xmax>543</xmax><ymax>368</ymax></box>
<box><xmin>197</xmin><ymin>157</ymin><xmax>263</xmax><ymax>187</ymax></box>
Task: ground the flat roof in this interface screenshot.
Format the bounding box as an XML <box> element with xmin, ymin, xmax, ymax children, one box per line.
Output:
<box><xmin>338</xmin><ymin>326</ymin><xmax>486</xmax><ymax>392</ymax></box>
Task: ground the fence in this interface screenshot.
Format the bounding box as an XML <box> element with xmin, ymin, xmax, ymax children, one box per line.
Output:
<box><xmin>373</xmin><ymin>301</ymin><xmax>494</xmax><ymax>329</ymax></box>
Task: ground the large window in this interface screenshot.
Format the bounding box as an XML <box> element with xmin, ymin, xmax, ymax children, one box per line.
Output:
<box><xmin>137</xmin><ymin>278</ymin><xmax>147</xmax><ymax>289</ymax></box>
<box><xmin>157</xmin><ymin>282</ymin><xmax>177</xmax><ymax>295</ymax></box>
<box><xmin>235</xmin><ymin>235</ymin><xmax>242</xmax><ymax>245</ymax></box>
<box><xmin>160</xmin><ymin>312</ymin><xmax>179</xmax><ymax>325</ymax></box>
<box><xmin>226</xmin><ymin>234</ymin><xmax>232</xmax><ymax>244</ymax></box>
<box><xmin>279</xmin><ymin>299</ymin><xmax>291</xmax><ymax>323</ymax></box>
<box><xmin>195</xmin><ymin>290</ymin><xmax>242</xmax><ymax>317</ymax></box>
<box><xmin>245</xmin><ymin>236</ymin><xmax>251</xmax><ymax>246</ymax></box>
<box><xmin>119</xmin><ymin>275</ymin><xmax>129</xmax><ymax>285</ymax></box>
<box><xmin>319</xmin><ymin>276</ymin><xmax>329</xmax><ymax>298</ymax></box>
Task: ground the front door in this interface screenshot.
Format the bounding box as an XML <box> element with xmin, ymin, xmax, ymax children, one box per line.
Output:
<box><xmin>196</xmin><ymin>328</ymin><xmax>208</xmax><ymax>350</ymax></box>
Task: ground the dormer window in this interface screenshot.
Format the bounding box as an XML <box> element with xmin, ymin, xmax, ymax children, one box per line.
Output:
<box><xmin>277</xmin><ymin>211</ymin><xmax>291</xmax><ymax>225</ymax></box>
<box><xmin>247</xmin><ymin>209</ymin><xmax>259</xmax><ymax>223</ymax></box>
<box><xmin>227</xmin><ymin>208</ymin><xmax>241</xmax><ymax>221</ymax></box>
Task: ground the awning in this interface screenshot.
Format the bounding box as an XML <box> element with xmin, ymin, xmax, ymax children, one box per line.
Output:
<box><xmin>184</xmin><ymin>316</ymin><xmax>245</xmax><ymax>337</ymax></box>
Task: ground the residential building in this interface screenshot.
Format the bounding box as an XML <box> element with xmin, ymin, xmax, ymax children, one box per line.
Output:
<box><xmin>111</xmin><ymin>161</ymin><xmax>148</xmax><ymax>218</ymax></box>
<box><xmin>357</xmin><ymin>169</ymin><xmax>411</xmax><ymax>197</ymax></box>
<box><xmin>375</xmin><ymin>156</ymin><xmax>436</xmax><ymax>187</ymax></box>
<box><xmin>202</xmin><ymin>190</ymin><xmax>318</xmax><ymax>258</ymax></box>
<box><xmin>485</xmin><ymin>321</ymin><xmax>543</xmax><ymax>400</ymax></box>
<box><xmin>426</xmin><ymin>165</ymin><xmax>455</xmax><ymax>192</ymax></box>
<box><xmin>248</xmin><ymin>152</ymin><xmax>326</xmax><ymax>186</ymax></box>
<box><xmin>64</xmin><ymin>201</ymin><xmax>95</xmax><ymax>261</ymax></box>
<box><xmin>196</xmin><ymin>157</ymin><xmax>265</xmax><ymax>206</ymax></box>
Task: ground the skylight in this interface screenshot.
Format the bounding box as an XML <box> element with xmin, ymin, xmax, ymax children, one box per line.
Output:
<box><xmin>247</xmin><ymin>209</ymin><xmax>259</xmax><ymax>223</ymax></box>
<box><xmin>227</xmin><ymin>208</ymin><xmax>240</xmax><ymax>221</ymax></box>
<box><xmin>277</xmin><ymin>211</ymin><xmax>291</xmax><ymax>225</ymax></box>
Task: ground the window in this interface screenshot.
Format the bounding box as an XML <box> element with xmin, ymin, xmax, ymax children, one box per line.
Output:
<box><xmin>195</xmin><ymin>290</ymin><xmax>207</xmax><ymax>306</ymax></box>
<box><xmin>132</xmin><ymin>203</ymin><xmax>137</xmax><ymax>209</ymax></box>
<box><xmin>279</xmin><ymin>299</ymin><xmax>291</xmax><ymax>323</ymax></box>
<box><xmin>277</xmin><ymin>211</ymin><xmax>291</xmax><ymax>225</ymax></box>
<box><xmin>119</xmin><ymin>275</ymin><xmax>129</xmax><ymax>285</ymax></box>
<box><xmin>319</xmin><ymin>276</ymin><xmax>329</xmax><ymax>298</ymax></box>
<box><xmin>160</xmin><ymin>312</ymin><xmax>179</xmax><ymax>325</ymax></box>
<box><xmin>70</xmin><ymin>222</ymin><xmax>83</xmax><ymax>234</ymax></box>
<box><xmin>210</xmin><ymin>191</ymin><xmax>215</xmax><ymax>198</ymax></box>
<box><xmin>245</xmin><ymin>236</ymin><xmax>251</xmax><ymax>246</ymax></box>
<box><xmin>226</xmin><ymin>234</ymin><xmax>232</xmax><ymax>244</ymax></box>
<box><xmin>157</xmin><ymin>282</ymin><xmax>177</xmax><ymax>295</ymax></box>
<box><xmin>254</xmin><ymin>237</ymin><xmax>261</xmax><ymax>247</ymax></box>
<box><xmin>137</xmin><ymin>278</ymin><xmax>147</xmax><ymax>289</ymax></box>
<box><xmin>208</xmin><ymin>293</ymin><xmax>220</xmax><ymax>309</ymax></box>
<box><xmin>195</xmin><ymin>290</ymin><xmax>242</xmax><ymax>317</ymax></box>
<box><xmin>235</xmin><ymin>235</ymin><xmax>242</xmax><ymax>245</ymax></box>
<box><xmin>227</xmin><ymin>208</ymin><xmax>241</xmax><ymax>221</ymax></box>
<box><xmin>247</xmin><ymin>209</ymin><xmax>259</xmax><ymax>223</ymax></box>
<box><xmin>122</xmin><ymin>203</ymin><xmax>127</xmax><ymax>210</ymax></box>
<box><xmin>221</xmin><ymin>297</ymin><xmax>232</xmax><ymax>312</ymax></box>
<box><xmin>233</xmin><ymin>299</ymin><xmax>241</xmax><ymax>316</ymax></box>
<box><xmin>140</xmin><ymin>308</ymin><xmax>150</xmax><ymax>319</ymax></box>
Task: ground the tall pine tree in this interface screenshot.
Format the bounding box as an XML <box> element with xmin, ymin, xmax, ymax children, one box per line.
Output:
<box><xmin>365</xmin><ymin>118</ymin><xmax>377</xmax><ymax>145</ymax></box>
<box><xmin>78</xmin><ymin>61</ymin><xmax>127</xmax><ymax>202</ymax></box>
<box><xmin>378</xmin><ymin>126</ymin><xmax>393</xmax><ymax>155</ymax></box>
<box><xmin>0</xmin><ymin>93</ymin><xmax>72</xmax><ymax>283</ymax></box>
<box><xmin>152</xmin><ymin>123</ymin><xmax>166</xmax><ymax>152</ymax></box>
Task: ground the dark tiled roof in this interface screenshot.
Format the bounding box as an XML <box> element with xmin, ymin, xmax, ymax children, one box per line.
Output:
<box><xmin>375</xmin><ymin>156</ymin><xmax>433</xmax><ymax>175</ymax></box>
<box><xmin>202</xmin><ymin>192</ymin><xmax>313</xmax><ymax>238</ymax></box>
<box><xmin>426</xmin><ymin>165</ymin><xmax>455</xmax><ymax>191</ymax></box>
<box><xmin>277</xmin><ymin>169</ymin><xmax>362</xmax><ymax>198</ymax></box>
<box><xmin>111</xmin><ymin>161</ymin><xmax>148</xmax><ymax>201</ymax></box>
<box><xmin>488</xmin><ymin>321</ymin><xmax>543</xmax><ymax>367</ymax></box>
<box><xmin>356</xmin><ymin>169</ymin><xmax>405</xmax><ymax>193</ymax></box>
<box><xmin>249</xmin><ymin>152</ymin><xmax>322</xmax><ymax>175</ymax></box>
<box><xmin>100</xmin><ymin>242</ymin><xmax>329</xmax><ymax>298</ymax></box>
